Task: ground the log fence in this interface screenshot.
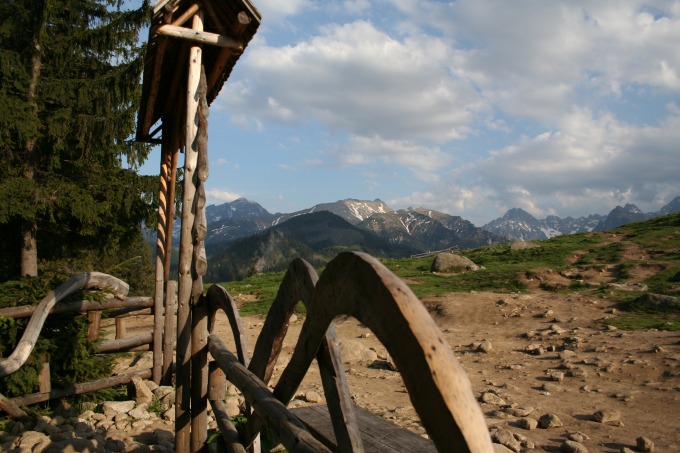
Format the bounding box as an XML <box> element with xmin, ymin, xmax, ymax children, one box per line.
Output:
<box><xmin>0</xmin><ymin>273</ymin><xmax>177</xmax><ymax>419</ymax></box>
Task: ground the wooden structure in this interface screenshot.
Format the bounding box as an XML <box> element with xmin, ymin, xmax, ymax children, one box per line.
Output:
<box><xmin>1</xmin><ymin>0</ymin><xmax>494</xmax><ymax>451</ymax></box>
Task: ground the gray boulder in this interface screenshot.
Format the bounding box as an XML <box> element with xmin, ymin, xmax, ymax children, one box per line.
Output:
<box><xmin>431</xmin><ymin>253</ymin><xmax>481</xmax><ymax>273</ymax></box>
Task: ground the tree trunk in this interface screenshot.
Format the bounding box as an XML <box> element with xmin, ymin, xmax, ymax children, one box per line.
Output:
<box><xmin>20</xmin><ymin>220</ymin><xmax>38</xmax><ymax>277</ymax></box>
<box><xmin>20</xmin><ymin>14</ymin><xmax>45</xmax><ymax>278</ymax></box>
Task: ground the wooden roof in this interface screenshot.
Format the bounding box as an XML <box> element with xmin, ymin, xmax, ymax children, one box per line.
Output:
<box><xmin>136</xmin><ymin>0</ymin><xmax>261</xmax><ymax>143</ymax></box>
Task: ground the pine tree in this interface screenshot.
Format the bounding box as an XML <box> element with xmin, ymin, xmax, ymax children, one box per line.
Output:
<box><xmin>0</xmin><ymin>0</ymin><xmax>154</xmax><ymax>277</ymax></box>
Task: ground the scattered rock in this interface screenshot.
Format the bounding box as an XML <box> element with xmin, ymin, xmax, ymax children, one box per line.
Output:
<box><xmin>592</xmin><ymin>409</ymin><xmax>621</xmax><ymax>424</ymax></box>
<box><xmin>567</xmin><ymin>432</ymin><xmax>590</xmax><ymax>443</ymax></box>
<box><xmin>632</xmin><ymin>293</ymin><xmax>679</xmax><ymax>310</ymax></box>
<box><xmin>538</xmin><ymin>413</ymin><xmax>563</xmax><ymax>429</ymax></box>
<box><xmin>480</xmin><ymin>392</ymin><xmax>507</xmax><ymax>405</ymax></box>
<box><xmin>561</xmin><ymin>440</ymin><xmax>588</xmax><ymax>453</ymax></box>
<box><xmin>338</xmin><ymin>340</ymin><xmax>378</xmax><ymax>363</ymax></box>
<box><xmin>505</xmin><ymin>406</ymin><xmax>534</xmax><ymax>417</ymax></box>
<box><xmin>431</xmin><ymin>253</ymin><xmax>481</xmax><ymax>273</ymax></box>
<box><xmin>490</xmin><ymin>428</ymin><xmax>522</xmax><ymax>452</ymax></box>
<box><xmin>637</xmin><ymin>436</ymin><xmax>655</xmax><ymax>452</ymax></box>
<box><xmin>304</xmin><ymin>390</ymin><xmax>322</xmax><ymax>403</ymax></box>
<box><xmin>517</xmin><ymin>418</ymin><xmax>538</xmax><ymax>430</ymax></box>
<box><xmin>477</xmin><ymin>340</ymin><xmax>493</xmax><ymax>353</ymax></box>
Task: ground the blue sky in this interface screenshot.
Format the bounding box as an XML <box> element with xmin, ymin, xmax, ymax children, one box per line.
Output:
<box><xmin>138</xmin><ymin>0</ymin><xmax>680</xmax><ymax>226</ymax></box>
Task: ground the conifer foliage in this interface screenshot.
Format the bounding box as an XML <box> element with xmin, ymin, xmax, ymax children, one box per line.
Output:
<box><xmin>0</xmin><ymin>0</ymin><xmax>155</xmax><ymax>277</ymax></box>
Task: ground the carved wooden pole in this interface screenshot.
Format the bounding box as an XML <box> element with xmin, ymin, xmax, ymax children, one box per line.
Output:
<box><xmin>190</xmin><ymin>66</ymin><xmax>210</xmax><ymax>453</ymax></box>
<box><xmin>175</xmin><ymin>10</ymin><xmax>203</xmax><ymax>453</ymax></box>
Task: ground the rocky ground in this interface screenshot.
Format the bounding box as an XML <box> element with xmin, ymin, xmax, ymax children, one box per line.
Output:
<box><xmin>2</xmin><ymin>283</ymin><xmax>679</xmax><ymax>452</ymax></box>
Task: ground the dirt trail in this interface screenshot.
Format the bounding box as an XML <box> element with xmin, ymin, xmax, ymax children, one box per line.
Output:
<box><xmin>109</xmin><ymin>285</ymin><xmax>680</xmax><ymax>452</ymax></box>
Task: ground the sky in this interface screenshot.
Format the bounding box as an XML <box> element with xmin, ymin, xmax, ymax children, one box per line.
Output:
<box><xmin>138</xmin><ymin>0</ymin><xmax>680</xmax><ymax>226</ymax></box>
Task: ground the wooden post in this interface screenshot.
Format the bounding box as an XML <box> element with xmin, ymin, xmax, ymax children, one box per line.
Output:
<box><xmin>175</xmin><ymin>10</ymin><xmax>203</xmax><ymax>453</ymax></box>
<box><xmin>153</xmin><ymin>134</ymin><xmax>172</xmax><ymax>384</ymax></box>
<box><xmin>208</xmin><ymin>361</ymin><xmax>225</xmax><ymax>401</ymax></box>
<box><xmin>191</xmin><ymin>295</ymin><xmax>208</xmax><ymax>453</ymax></box>
<box><xmin>115</xmin><ymin>317</ymin><xmax>127</xmax><ymax>339</ymax></box>
<box><xmin>163</xmin><ymin>280</ymin><xmax>177</xmax><ymax>385</ymax></box>
<box><xmin>38</xmin><ymin>360</ymin><xmax>50</xmax><ymax>394</ymax></box>
<box><xmin>87</xmin><ymin>311</ymin><xmax>101</xmax><ymax>341</ymax></box>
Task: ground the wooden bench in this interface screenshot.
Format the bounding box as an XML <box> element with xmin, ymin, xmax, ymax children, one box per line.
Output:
<box><xmin>291</xmin><ymin>404</ymin><xmax>437</xmax><ymax>452</ymax></box>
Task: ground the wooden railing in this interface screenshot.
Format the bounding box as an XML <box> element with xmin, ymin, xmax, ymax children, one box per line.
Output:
<box><xmin>196</xmin><ymin>253</ymin><xmax>493</xmax><ymax>453</ymax></box>
<box><xmin>0</xmin><ymin>272</ymin><xmax>174</xmax><ymax>419</ymax></box>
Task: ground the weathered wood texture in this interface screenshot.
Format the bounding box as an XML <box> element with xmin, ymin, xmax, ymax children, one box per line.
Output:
<box><xmin>209</xmin><ymin>399</ymin><xmax>247</xmax><ymax>453</ymax></box>
<box><xmin>156</xmin><ymin>24</ymin><xmax>243</xmax><ymax>50</ymax></box>
<box><xmin>291</xmin><ymin>404</ymin><xmax>437</xmax><ymax>452</ymax></box>
<box><xmin>4</xmin><ymin>369</ymin><xmax>151</xmax><ymax>410</ymax></box>
<box><xmin>0</xmin><ymin>296</ymin><xmax>152</xmax><ymax>319</ymax></box>
<box><xmin>271</xmin><ymin>252</ymin><xmax>493</xmax><ymax>452</ymax></box>
<box><xmin>175</xmin><ymin>10</ymin><xmax>203</xmax><ymax>452</ymax></box>
<box><xmin>98</xmin><ymin>333</ymin><xmax>154</xmax><ymax>353</ymax></box>
<box><xmin>87</xmin><ymin>310</ymin><xmax>101</xmax><ymax>340</ymax></box>
<box><xmin>0</xmin><ymin>273</ymin><xmax>129</xmax><ymax>378</ymax></box>
<box><xmin>246</xmin><ymin>258</ymin><xmax>362</xmax><ymax>452</ymax></box>
<box><xmin>207</xmin><ymin>285</ymin><xmax>249</xmax><ymax>366</ymax></box>
<box><xmin>191</xmin><ymin>294</ymin><xmax>209</xmax><ymax>453</ymax></box>
<box><xmin>137</xmin><ymin>0</ymin><xmax>261</xmax><ymax>142</ymax></box>
<box><xmin>163</xmin><ymin>280</ymin><xmax>178</xmax><ymax>385</ymax></box>
<box><xmin>208</xmin><ymin>335</ymin><xmax>331</xmax><ymax>453</ymax></box>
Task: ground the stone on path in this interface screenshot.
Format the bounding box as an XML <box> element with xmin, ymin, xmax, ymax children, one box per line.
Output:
<box><xmin>517</xmin><ymin>418</ymin><xmax>538</xmax><ymax>430</ymax></box>
<box><xmin>637</xmin><ymin>436</ymin><xmax>655</xmax><ymax>452</ymax></box>
<box><xmin>538</xmin><ymin>413</ymin><xmax>563</xmax><ymax>429</ymax></box>
<box><xmin>592</xmin><ymin>409</ymin><xmax>620</xmax><ymax>424</ymax></box>
<box><xmin>561</xmin><ymin>440</ymin><xmax>588</xmax><ymax>453</ymax></box>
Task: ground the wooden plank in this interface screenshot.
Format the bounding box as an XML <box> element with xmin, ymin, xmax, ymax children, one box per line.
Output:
<box><xmin>156</xmin><ymin>24</ymin><xmax>243</xmax><ymax>51</ymax></box>
<box><xmin>291</xmin><ymin>405</ymin><xmax>437</xmax><ymax>453</ymax></box>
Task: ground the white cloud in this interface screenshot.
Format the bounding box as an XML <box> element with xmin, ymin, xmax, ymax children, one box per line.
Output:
<box><xmin>339</xmin><ymin>134</ymin><xmax>450</xmax><ymax>181</ymax></box>
<box><xmin>413</xmin><ymin>108</ymin><xmax>680</xmax><ymax>223</ymax></box>
<box><xmin>221</xmin><ymin>20</ymin><xmax>484</xmax><ymax>142</ymax></box>
<box><xmin>390</xmin><ymin>1</ymin><xmax>680</xmax><ymax>122</ymax></box>
<box><xmin>253</xmin><ymin>0</ymin><xmax>312</xmax><ymax>22</ymax></box>
<box><xmin>205</xmin><ymin>189</ymin><xmax>241</xmax><ymax>204</ymax></box>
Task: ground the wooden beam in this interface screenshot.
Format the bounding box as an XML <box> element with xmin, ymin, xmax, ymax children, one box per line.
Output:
<box><xmin>98</xmin><ymin>333</ymin><xmax>154</xmax><ymax>353</ymax></box>
<box><xmin>156</xmin><ymin>24</ymin><xmax>244</xmax><ymax>51</ymax></box>
<box><xmin>208</xmin><ymin>335</ymin><xmax>331</xmax><ymax>453</ymax></box>
<box><xmin>172</xmin><ymin>3</ymin><xmax>200</xmax><ymax>27</ymax></box>
<box><xmin>7</xmin><ymin>369</ymin><xmax>152</xmax><ymax>409</ymax></box>
<box><xmin>0</xmin><ymin>296</ymin><xmax>152</xmax><ymax>319</ymax></box>
<box><xmin>207</xmin><ymin>11</ymin><xmax>251</xmax><ymax>95</ymax></box>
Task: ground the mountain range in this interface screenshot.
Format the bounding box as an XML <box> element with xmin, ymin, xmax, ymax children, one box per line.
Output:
<box><xmin>482</xmin><ymin>196</ymin><xmax>680</xmax><ymax>241</ymax></box>
<box><xmin>163</xmin><ymin>195</ymin><xmax>680</xmax><ymax>281</ymax></box>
